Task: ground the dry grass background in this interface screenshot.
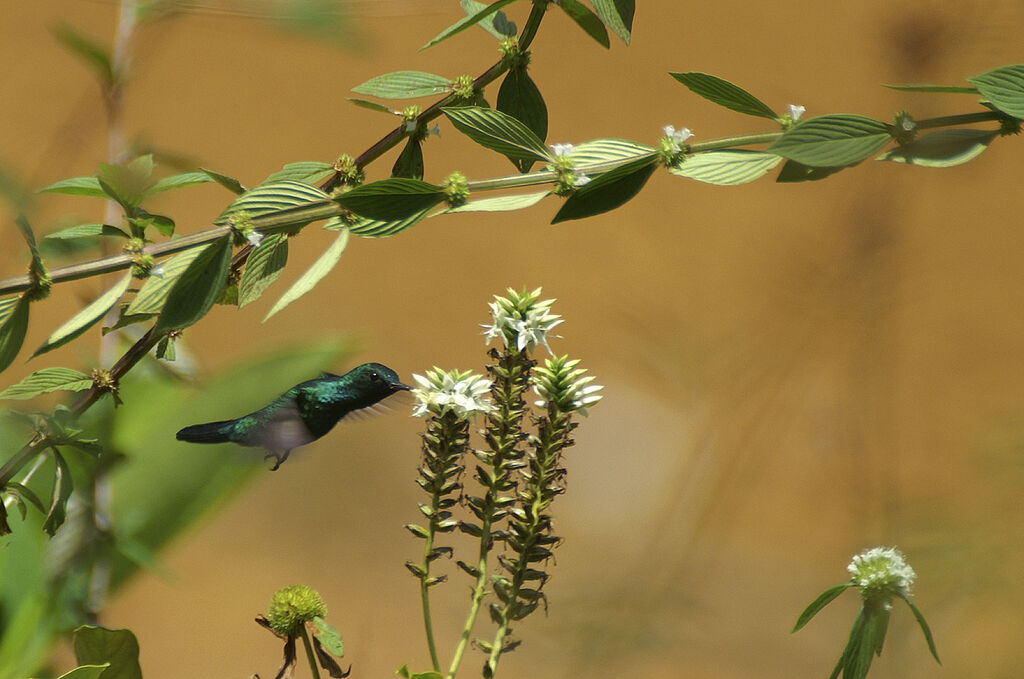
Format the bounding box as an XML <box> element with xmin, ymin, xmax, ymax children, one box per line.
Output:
<box><xmin>3</xmin><ymin>1</ymin><xmax>1024</xmax><ymax>677</ymax></box>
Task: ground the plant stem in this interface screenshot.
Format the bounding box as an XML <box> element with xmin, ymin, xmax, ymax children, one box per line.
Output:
<box><xmin>298</xmin><ymin>626</ymin><xmax>323</xmax><ymax>679</ymax></box>
<box><xmin>445</xmin><ymin>515</ymin><xmax>492</xmax><ymax>679</ymax></box>
<box><xmin>419</xmin><ymin>501</ymin><xmax>443</xmax><ymax>672</ymax></box>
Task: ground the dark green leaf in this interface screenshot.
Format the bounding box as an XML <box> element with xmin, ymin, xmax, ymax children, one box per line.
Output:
<box><xmin>775</xmin><ymin>160</ymin><xmax>848</xmax><ymax>183</ymax></box>
<box><xmin>392</xmin><ymin>139</ymin><xmax>425</xmax><ymax>179</ymax></box>
<box><xmin>670</xmin><ymin>72</ymin><xmax>778</xmax><ymax>119</ymax></box>
<box><xmin>125</xmin><ymin>247</ymin><xmax>206</xmax><ymax>316</ymax></box>
<box><xmin>262</xmin><ymin>161</ymin><xmax>336</xmax><ymax>185</ymax></box>
<box><xmin>968</xmin><ymin>64</ymin><xmax>1024</xmax><ymax>119</ymax></box>
<box><xmin>264</xmin><ymin>230</ymin><xmax>349</xmax><ymax>321</ymax></box>
<box><xmin>73</xmin><ymin>626</ymin><xmax>142</xmax><ymax>679</ymax></box>
<box><xmin>53</xmin><ymin>23</ymin><xmax>114</xmax><ymax>85</ymax></box>
<box><xmin>352</xmin><ymin>71</ymin><xmax>452</xmax><ymax>99</ymax></box>
<box><xmin>312</xmin><ymin>616</ymin><xmax>344</xmax><ymax>656</ymax></box>
<box><xmin>443</xmin><ymin>191</ymin><xmax>549</xmax><ymax>213</ymax></box>
<box><xmin>897</xmin><ymin>594</ymin><xmax>941</xmax><ymax>664</ymax></box>
<box><xmin>34</xmin><ymin>274</ymin><xmax>133</xmax><ymax>357</ymax></box>
<box><xmin>769</xmin><ymin>115</ymin><xmax>892</xmax><ymax>166</ymax></box>
<box><xmin>146</xmin><ymin>171</ymin><xmax>214</xmax><ymax>195</ymax></box>
<box><xmin>791</xmin><ymin>583</ymin><xmax>853</xmax><ymax>632</ymax></box>
<box><xmin>591</xmin><ymin>0</ymin><xmax>633</xmax><ymax>44</ymax></box>
<box><xmin>0</xmin><ymin>295</ymin><xmax>30</xmax><ymax>372</ymax></box>
<box><xmin>497</xmin><ymin>68</ymin><xmax>548</xmax><ymax>172</ymax></box>
<box><xmin>345</xmin><ymin>206</ymin><xmax>434</xmax><ymax>238</ymax></box>
<box><xmin>144</xmin><ymin>212</ymin><xmax>175</xmax><ymax>237</ymax></box>
<box><xmin>0</xmin><ymin>367</ymin><xmax>93</xmax><ymax>400</ymax></box>
<box><xmin>45</xmin><ymin>223</ymin><xmax>129</xmax><ymax>240</ymax></box>
<box><xmin>154</xmin><ymin>237</ymin><xmax>233</xmax><ymax>333</ymax></box>
<box><xmin>492</xmin><ymin>11</ymin><xmax>517</xmax><ymax>37</ymax></box>
<box><xmin>881</xmin><ymin>83</ymin><xmax>978</xmax><ymax>94</ymax></box>
<box><xmin>42</xmin><ymin>450</ymin><xmax>73</xmax><ymax>536</ymax></box>
<box><xmin>460</xmin><ymin>0</ymin><xmax>516</xmax><ymax>38</ymax></box>
<box><xmin>199</xmin><ymin>167</ymin><xmax>247</xmax><ymax>195</ymax></box>
<box><xmin>239</xmin><ymin>233</ymin><xmax>289</xmax><ymax>308</ymax></box>
<box><xmin>442</xmin><ymin>106</ymin><xmax>551</xmax><ymax>162</ymax></box>
<box><xmin>56</xmin><ymin>666</ymin><xmax>110</xmax><ymax>679</ymax></box>
<box><xmin>878</xmin><ymin>129</ymin><xmax>997</xmax><ymax>167</ymax></box>
<box><xmin>38</xmin><ymin>176</ymin><xmax>107</xmax><ymax>198</ymax></box>
<box><xmin>556</xmin><ymin>0</ymin><xmax>609</xmax><ymax>48</ymax></box>
<box><xmin>336</xmin><ymin>178</ymin><xmax>444</xmax><ymax>221</ymax></box>
<box><xmin>214</xmin><ymin>181</ymin><xmax>333</xmax><ymax>230</ymax></box>
<box><xmin>346</xmin><ymin>98</ymin><xmax>399</xmax><ymax>114</ymax></box>
<box><xmin>671</xmin><ymin>150</ymin><xmax>783</xmax><ymax>185</ymax></box>
<box><xmin>4</xmin><ymin>482</ymin><xmax>46</xmax><ymax>514</ymax></box>
<box><xmin>422</xmin><ymin>0</ymin><xmax>520</xmax><ymax>49</ymax></box>
<box><xmin>16</xmin><ymin>214</ymin><xmax>44</xmax><ymax>270</ymax></box>
<box><xmin>552</xmin><ymin>156</ymin><xmax>658</xmax><ymax>223</ymax></box>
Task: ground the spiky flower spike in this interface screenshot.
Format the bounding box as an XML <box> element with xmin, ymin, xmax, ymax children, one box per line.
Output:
<box><xmin>792</xmin><ymin>546</ymin><xmax>940</xmax><ymax>679</ymax></box>
<box><xmin>483</xmin><ymin>287</ymin><xmax>562</xmax><ymax>354</ymax></box>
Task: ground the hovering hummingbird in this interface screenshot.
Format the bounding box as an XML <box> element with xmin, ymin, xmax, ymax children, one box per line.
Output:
<box><xmin>175</xmin><ymin>362</ymin><xmax>410</xmax><ymax>470</ymax></box>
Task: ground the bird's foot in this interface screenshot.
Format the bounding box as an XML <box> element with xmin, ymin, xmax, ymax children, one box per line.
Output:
<box><xmin>264</xmin><ymin>450</ymin><xmax>291</xmax><ymax>471</ymax></box>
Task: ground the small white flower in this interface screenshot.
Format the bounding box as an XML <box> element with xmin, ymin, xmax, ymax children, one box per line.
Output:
<box><xmin>662</xmin><ymin>125</ymin><xmax>693</xmax><ymax>154</ymax></box>
<box><xmin>428</xmin><ymin>124</ymin><xmax>441</xmax><ymax>137</ymax></box>
<box><xmin>412</xmin><ymin>368</ymin><xmax>493</xmax><ymax>419</ymax></box>
<box><xmin>151</xmin><ymin>263</ymin><xmax>166</xmax><ymax>278</ymax></box>
<box><xmin>573</xmin><ymin>170</ymin><xmax>591</xmax><ymax>187</ymax></box>
<box><xmin>847</xmin><ymin>546</ymin><xmax>916</xmax><ymax>603</ymax></box>
<box><xmin>550</xmin><ymin>143</ymin><xmax>575</xmax><ymax>157</ymax></box>
<box><xmin>246</xmin><ymin>230</ymin><xmax>265</xmax><ymax>247</ymax></box>
<box><xmin>788</xmin><ymin>104</ymin><xmax>806</xmax><ymax>123</ymax></box>
<box><xmin>482</xmin><ymin>288</ymin><xmax>562</xmax><ymax>354</ymax></box>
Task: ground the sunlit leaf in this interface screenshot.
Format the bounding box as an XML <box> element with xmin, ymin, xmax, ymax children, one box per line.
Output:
<box><xmin>73</xmin><ymin>626</ymin><xmax>142</xmax><ymax>679</ymax></box>
<box><xmin>443</xmin><ymin>191</ymin><xmax>549</xmax><ymax>213</ymax></box>
<box><xmin>336</xmin><ymin>178</ymin><xmax>443</xmax><ymax>221</ymax></box>
<box><xmin>154</xmin><ymin>237</ymin><xmax>233</xmax><ymax>333</ymax></box>
<box><xmin>146</xmin><ymin>171</ymin><xmax>214</xmax><ymax>194</ymax></box>
<box><xmin>199</xmin><ymin>167</ymin><xmax>247</xmax><ymax>195</ymax></box>
<box><xmin>461</xmin><ymin>0</ymin><xmax>516</xmax><ymax>38</ymax></box>
<box><xmin>968</xmin><ymin>64</ymin><xmax>1024</xmax><ymax>119</ymax></box>
<box><xmin>422</xmin><ymin>0</ymin><xmax>520</xmax><ymax>49</ymax></box>
<box><xmin>878</xmin><ymin>129</ymin><xmax>997</xmax><ymax>167</ymax></box>
<box><xmin>262</xmin><ymin>161</ymin><xmax>336</xmax><ymax>185</ymax></box>
<box><xmin>264</xmin><ymin>230</ymin><xmax>349</xmax><ymax>321</ymax></box>
<box><xmin>345</xmin><ymin>206</ymin><xmax>434</xmax><ymax>238</ymax></box>
<box><xmin>442</xmin><ymin>106</ymin><xmax>551</xmax><ymax>162</ymax></box>
<box><xmin>565</xmin><ymin>138</ymin><xmax>657</xmax><ymax>165</ymax></box>
<box><xmin>239</xmin><ymin>233</ymin><xmax>289</xmax><ymax>308</ymax></box>
<box><xmin>881</xmin><ymin>83</ymin><xmax>978</xmax><ymax>94</ymax></box>
<box><xmin>670</xmin><ymin>72</ymin><xmax>778</xmax><ymax>119</ymax></box>
<box><xmin>0</xmin><ymin>367</ymin><xmax>93</xmax><ymax>400</ymax></box>
<box><xmin>557</xmin><ymin>0</ymin><xmax>609</xmax><ymax>48</ymax></box>
<box><xmin>33</xmin><ymin>273</ymin><xmax>133</xmax><ymax>357</ymax></box>
<box><xmin>552</xmin><ymin>156</ymin><xmax>658</xmax><ymax>223</ymax></box>
<box><xmin>97</xmin><ymin>155</ymin><xmax>155</xmax><ymax>212</ymax></box>
<box><xmin>775</xmin><ymin>160</ymin><xmax>848</xmax><ymax>183</ymax></box>
<box><xmin>352</xmin><ymin>71</ymin><xmax>452</xmax><ymax>99</ymax></box>
<box><xmin>45</xmin><ymin>223</ymin><xmax>129</xmax><ymax>240</ymax></box>
<box><xmin>0</xmin><ymin>295</ymin><xmax>30</xmax><ymax>372</ymax></box>
<box><xmin>671</xmin><ymin>150</ymin><xmax>783</xmax><ymax>185</ymax></box>
<box><xmin>38</xmin><ymin>176</ymin><xmax>107</xmax><ymax>198</ymax></box>
<box><xmin>214</xmin><ymin>180</ymin><xmax>333</xmax><ymax>229</ymax></box>
<box><xmin>769</xmin><ymin>115</ymin><xmax>892</xmax><ymax>166</ymax></box>
<box><xmin>312</xmin><ymin>616</ymin><xmax>344</xmax><ymax>656</ymax></box>
<box><xmin>125</xmin><ymin>246</ymin><xmax>206</xmax><ymax>316</ymax></box>
<box><xmin>346</xmin><ymin>97</ymin><xmax>398</xmax><ymax>114</ymax></box>
<box><xmin>591</xmin><ymin>0</ymin><xmax>633</xmax><ymax>44</ymax></box>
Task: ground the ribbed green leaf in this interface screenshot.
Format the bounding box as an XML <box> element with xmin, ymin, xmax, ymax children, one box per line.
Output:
<box><xmin>147</xmin><ymin>171</ymin><xmax>214</xmax><ymax>195</ymax></box>
<box><xmin>262</xmin><ymin>161</ymin><xmax>336</xmax><ymax>185</ymax></box>
<box><xmin>264</xmin><ymin>230</ymin><xmax>349</xmax><ymax>321</ymax></box>
<box><xmin>199</xmin><ymin>168</ymin><xmax>247</xmax><ymax>195</ymax></box>
<box><xmin>422</xmin><ymin>0</ymin><xmax>520</xmax><ymax>49</ymax></box>
<box><xmin>392</xmin><ymin>139</ymin><xmax>425</xmax><ymax>179</ymax></box>
<box><xmin>443</xmin><ymin>106</ymin><xmax>552</xmax><ymax>162</ymax></box>
<box><xmin>775</xmin><ymin>160</ymin><xmax>848</xmax><ymax>183</ymax></box>
<box><xmin>968</xmin><ymin>64</ymin><xmax>1024</xmax><ymax>119</ymax></box>
<box><xmin>444</xmin><ymin>191</ymin><xmax>549</xmax><ymax>213</ymax></box>
<box><xmin>0</xmin><ymin>295</ymin><xmax>30</xmax><ymax>373</ymax></box>
<box><xmin>45</xmin><ymin>223</ymin><xmax>129</xmax><ymax>240</ymax></box>
<box><xmin>671</xmin><ymin>150</ymin><xmax>783</xmax><ymax>185</ymax></box>
<box><xmin>557</xmin><ymin>0</ymin><xmax>609</xmax><ymax>48</ymax></box>
<box><xmin>878</xmin><ymin>129</ymin><xmax>997</xmax><ymax>167</ymax></box>
<box><xmin>346</xmin><ymin>206</ymin><xmax>434</xmax><ymax>238</ymax></box>
<box><xmin>336</xmin><ymin>178</ymin><xmax>443</xmax><ymax>221</ymax></box>
<box><xmin>154</xmin><ymin>237</ymin><xmax>233</xmax><ymax>333</ymax></box>
<box><xmin>881</xmin><ymin>83</ymin><xmax>978</xmax><ymax>94</ymax></box>
<box><xmin>125</xmin><ymin>246</ymin><xmax>206</xmax><ymax>316</ymax></box>
<box><xmin>34</xmin><ymin>273</ymin><xmax>133</xmax><ymax>357</ymax></box>
<box><xmin>769</xmin><ymin>115</ymin><xmax>892</xmax><ymax>166</ymax></box>
<box><xmin>0</xmin><ymin>367</ymin><xmax>93</xmax><ymax>400</ymax></box>
<box><xmin>214</xmin><ymin>180</ymin><xmax>332</xmax><ymax>229</ymax></box>
<box><xmin>43</xmin><ymin>451</ymin><xmax>72</xmax><ymax>536</ymax></box>
<box><xmin>565</xmin><ymin>138</ymin><xmax>657</xmax><ymax>165</ymax></box>
<box><xmin>352</xmin><ymin>71</ymin><xmax>452</xmax><ymax>99</ymax></box>
<box><xmin>552</xmin><ymin>156</ymin><xmax>658</xmax><ymax>223</ymax></box>
<box><xmin>497</xmin><ymin>68</ymin><xmax>548</xmax><ymax>172</ymax></box>
<box><xmin>38</xmin><ymin>176</ymin><xmax>106</xmax><ymax>198</ymax></box>
<box><xmin>346</xmin><ymin>98</ymin><xmax>398</xmax><ymax>114</ymax></box>
<box><xmin>792</xmin><ymin>583</ymin><xmax>853</xmax><ymax>632</ymax></box>
<box><xmin>239</xmin><ymin>233</ymin><xmax>289</xmax><ymax>308</ymax></box>
<box><xmin>460</xmin><ymin>0</ymin><xmax>516</xmax><ymax>37</ymax></box>
<box><xmin>73</xmin><ymin>626</ymin><xmax>142</xmax><ymax>679</ymax></box>
<box><xmin>591</xmin><ymin>0</ymin><xmax>633</xmax><ymax>44</ymax></box>
<box><xmin>670</xmin><ymin>72</ymin><xmax>778</xmax><ymax>119</ymax></box>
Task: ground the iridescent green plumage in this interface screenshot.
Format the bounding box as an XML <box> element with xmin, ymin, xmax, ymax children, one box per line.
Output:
<box><xmin>176</xmin><ymin>362</ymin><xmax>410</xmax><ymax>469</ymax></box>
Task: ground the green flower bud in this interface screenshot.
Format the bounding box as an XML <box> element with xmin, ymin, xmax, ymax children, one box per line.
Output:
<box><xmin>444</xmin><ymin>171</ymin><xmax>470</xmax><ymax>207</ymax></box>
<box><xmin>267</xmin><ymin>584</ymin><xmax>328</xmax><ymax>636</ymax></box>
<box><xmin>335</xmin><ymin>154</ymin><xmax>364</xmax><ymax>186</ymax></box>
<box><xmin>452</xmin><ymin>74</ymin><xmax>476</xmax><ymax>101</ymax></box>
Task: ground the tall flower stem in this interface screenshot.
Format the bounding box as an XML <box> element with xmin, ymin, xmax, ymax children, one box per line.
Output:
<box><xmin>298</xmin><ymin>626</ymin><xmax>323</xmax><ymax>679</ymax></box>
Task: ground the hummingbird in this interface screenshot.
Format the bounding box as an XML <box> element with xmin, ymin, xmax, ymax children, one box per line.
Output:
<box><xmin>175</xmin><ymin>362</ymin><xmax>410</xmax><ymax>470</ymax></box>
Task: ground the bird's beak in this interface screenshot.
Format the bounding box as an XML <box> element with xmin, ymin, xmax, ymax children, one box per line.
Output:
<box><xmin>393</xmin><ymin>380</ymin><xmax>412</xmax><ymax>391</ymax></box>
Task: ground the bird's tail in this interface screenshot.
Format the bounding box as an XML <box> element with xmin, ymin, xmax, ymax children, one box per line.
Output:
<box><xmin>176</xmin><ymin>419</ymin><xmax>237</xmax><ymax>444</ymax></box>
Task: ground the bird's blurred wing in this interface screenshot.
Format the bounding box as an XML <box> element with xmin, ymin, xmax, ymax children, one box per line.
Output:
<box><xmin>339</xmin><ymin>389</ymin><xmax>411</xmax><ymax>422</ymax></box>
<box><xmin>246</xmin><ymin>399</ymin><xmax>316</xmax><ymax>454</ymax></box>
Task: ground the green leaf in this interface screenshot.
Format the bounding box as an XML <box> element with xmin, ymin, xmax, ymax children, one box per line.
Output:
<box><xmin>877</xmin><ymin>129</ymin><xmax>997</xmax><ymax>167</ymax></box>
<box><xmin>881</xmin><ymin>83</ymin><xmax>978</xmax><ymax>94</ymax></box>
<box><xmin>146</xmin><ymin>171</ymin><xmax>214</xmax><ymax>195</ymax></box>
<box><xmin>775</xmin><ymin>160</ymin><xmax>848</xmax><ymax>183</ymax></box>
<box><xmin>897</xmin><ymin>593</ymin><xmax>941</xmax><ymax>664</ymax></box>
<box><xmin>769</xmin><ymin>115</ymin><xmax>892</xmax><ymax>167</ymax></box>
<box><xmin>125</xmin><ymin>246</ymin><xmax>206</xmax><ymax>316</ymax></box>
<box><xmin>45</xmin><ymin>223</ymin><xmax>129</xmax><ymax>240</ymax></box>
<box><xmin>345</xmin><ymin>206</ymin><xmax>434</xmax><ymax>238</ymax></box>
<box><xmin>392</xmin><ymin>139</ymin><xmax>425</xmax><ymax>179</ymax></box>
<box><xmin>460</xmin><ymin>0</ymin><xmax>516</xmax><ymax>38</ymax></box>
<box><xmin>38</xmin><ymin>176</ymin><xmax>107</xmax><ymax>198</ymax></box>
<box><xmin>0</xmin><ymin>295</ymin><xmax>30</xmax><ymax>373</ymax></box>
<box><xmin>199</xmin><ymin>167</ymin><xmax>247</xmax><ymax>195</ymax></box>
<box><xmin>442</xmin><ymin>106</ymin><xmax>552</xmax><ymax>162</ymax></box>
<box><xmin>97</xmin><ymin>155</ymin><xmax>156</xmax><ymax>212</ymax></box>
<box><xmin>671</xmin><ymin>150</ymin><xmax>783</xmax><ymax>185</ymax></box>
<box><xmin>552</xmin><ymin>156</ymin><xmax>658</xmax><ymax>224</ymax></box>
<box><xmin>557</xmin><ymin>0</ymin><xmax>609</xmax><ymax>48</ymax></box>
<box><xmin>16</xmin><ymin>214</ymin><xmax>44</xmax><ymax>267</ymax></box>
<box><xmin>154</xmin><ymin>237</ymin><xmax>233</xmax><ymax>333</ymax></box>
<box><xmin>591</xmin><ymin>0</ymin><xmax>634</xmax><ymax>44</ymax></box>
<box><xmin>347</xmin><ymin>97</ymin><xmax>399</xmax><ymax>114</ymax></box>
<box><xmin>3</xmin><ymin>482</ymin><xmax>46</xmax><ymax>515</ymax></box>
<box><xmin>262</xmin><ymin>161</ymin><xmax>336</xmax><ymax>185</ymax></box>
<box><xmin>73</xmin><ymin>626</ymin><xmax>142</xmax><ymax>679</ymax></box>
<box><xmin>352</xmin><ymin>71</ymin><xmax>452</xmax><ymax>99</ymax></box>
<box><xmin>336</xmin><ymin>178</ymin><xmax>444</xmax><ymax>221</ymax></box>
<box><xmin>312</xmin><ymin>616</ymin><xmax>344</xmax><ymax>657</ymax></box>
<box><xmin>0</xmin><ymin>367</ymin><xmax>93</xmax><ymax>400</ymax></box>
<box><xmin>565</xmin><ymin>138</ymin><xmax>657</xmax><ymax>165</ymax></box>
<box><xmin>396</xmin><ymin>665</ymin><xmax>442</xmax><ymax>679</ymax></box>
<box><xmin>57</xmin><ymin>665</ymin><xmax>111</xmax><ymax>679</ymax></box>
<box><xmin>42</xmin><ymin>450</ymin><xmax>72</xmax><ymax>536</ymax></box>
<box><xmin>791</xmin><ymin>582</ymin><xmax>853</xmax><ymax>632</ymax></box>
<box><xmin>214</xmin><ymin>181</ymin><xmax>333</xmax><ymax>229</ymax></box>
<box><xmin>264</xmin><ymin>230</ymin><xmax>349</xmax><ymax>321</ymax></box>
<box><xmin>422</xmin><ymin>0</ymin><xmax>520</xmax><ymax>49</ymax></box>
<box><xmin>497</xmin><ymin>68</ymin><xmax>548</xmax><ymax>172</ymax></box>
<box><xmin>670</xmin><ymin>72</ymin><xmax>778</xmax><ymax>120</ymax></box>
<box><xmin>968</xmin><ymin>64</ymin><xmax>1024</xmax><ymax>119</ymax></box>
<box><xmin>239</xmin><ymin>233</ymin><xmax>289</xmax><ymax>308</ymax></box>
<box><xmin>34</xmin><ymin>273</ymin><xmax>133</xmax><ymax>357</ymax></box>
<box><xmin>444</xmin><ymin>190</ymin><xmax>549</xmax><ymax>213</ymax></box>
<box><xmin>53</xmin><ymin>22</ymin><xmax>114</xmax><ymax>85</ymax></box>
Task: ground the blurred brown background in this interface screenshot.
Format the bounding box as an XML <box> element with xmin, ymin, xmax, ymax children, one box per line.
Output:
<box><xmin>3</xmin><ymin>1</ymin><xmax>1024</xmax><ymax>677</ymax></box>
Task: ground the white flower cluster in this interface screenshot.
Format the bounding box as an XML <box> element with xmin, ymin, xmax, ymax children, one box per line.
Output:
<box><xmin>411</xmin><ymin>368</ymin><xmax>494</xmax><ymax>419</ymax></box>
<box><xmin>482</xmin><ymin>287</ymin><xmax>563</xmax><ymax>354</ymax></box>
<box><xmin>847</xmin><ymin>546</ymin><xmax>917</xmax><ymax>602</ymax></box>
